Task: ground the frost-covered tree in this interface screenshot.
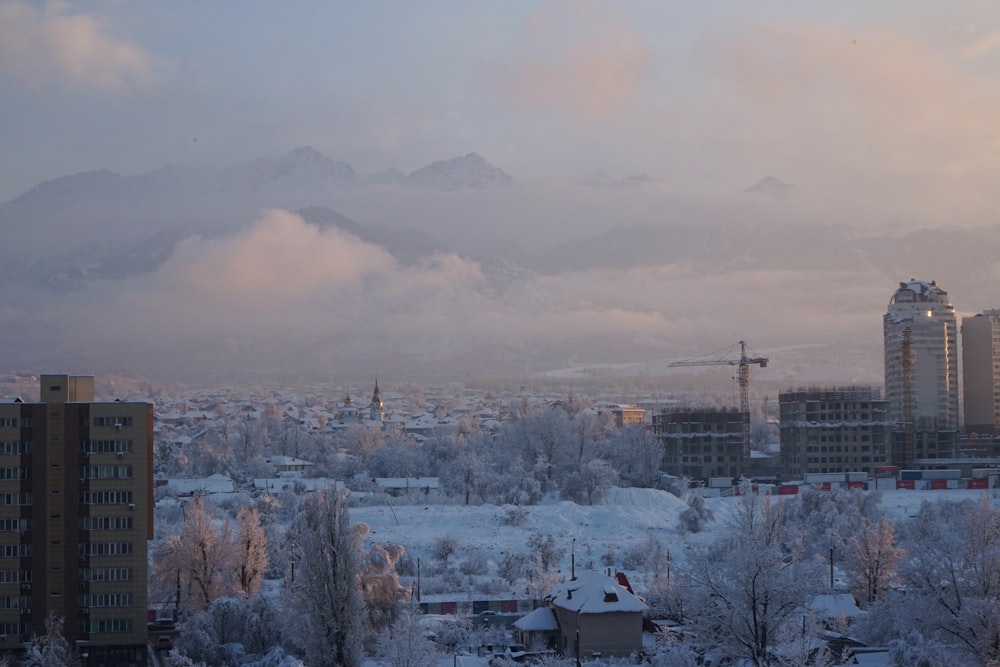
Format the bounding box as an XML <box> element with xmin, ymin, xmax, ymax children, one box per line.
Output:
<box><xmin>678</xmin><ymin>492</ymin><xmax>713</xmax><ymax>533</ymax></box>
<box><xmin>153</xmin><ymin>496</ymin><xmax>236</xmax><ymax>615</ymax></box>
<box><xmin>431</xmin><ymin>535</ymin><xmax>459</xmax><ymax>570</ymax></box>
<box><xmin>562</xmin><ymin>458</ymin><xmax>616</xmax><ymax>505</ymax></box>
<box><xmin>234</xmin><ymin>506</ymin><xmax>268</xmax><ymax>596</ymax></box>
<box><xmin>287</xmin><ymin>490</ymin><xmax>362</xmax><ymax>667</ymax></box>
<box><xmin>889</xmin><ymin>496</ymin><xmax>1000</xmax><ymax>665</ymax></box>
<box><xmin>682</xmin><ymin>494</ymin><xmax>822</xmax><ymax>667</ymax></box>
<box><xmin>846</xmin><ymin>515</ymin><xmax>904</xmax><ymax>605</ymax></box>
<box><xmin>602</xmin><ymin>425</ymin><xmax>664</xmax><ymax>488</ymax></box>
<box><xmin>21</xmin><ymin>614</ymin><xmax>78</xmax><ymax>667</ymax></box>
<box><xmin>356</xmin><ymin>524</ymin><xmax>409</xmax><ymax>643</ymax></box>
<box><xmin>375</xmin><ymin>603</ymin><xmax>440</xmax><ymax>667</ymax></box>
<box><xmin>175</xmin><ymin>596</ymin><xmax>284</xmax><ymax>665</ymax></box>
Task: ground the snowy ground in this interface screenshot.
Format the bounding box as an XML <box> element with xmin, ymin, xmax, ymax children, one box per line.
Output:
<box><xmin>351</xmin><ymin>485</ymin><xmax>996</xmax><ymax>587</ymax></box>
<box><xmin>349</xmin><ymin>485</ymin><xmax>997</xmax><ymax>666</ymax></box>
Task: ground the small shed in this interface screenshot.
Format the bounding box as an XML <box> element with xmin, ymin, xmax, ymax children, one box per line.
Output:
<box><xmin>513</xmin><ymin>606</ymin><xmax>559</xmax><ymax>650</ymax></box>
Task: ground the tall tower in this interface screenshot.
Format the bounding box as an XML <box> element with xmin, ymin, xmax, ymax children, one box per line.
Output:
<box><xmin>883</xmin><ymin>280</ymin><xmax>959</xmax><ymax>462</ymax></box>
<box><xmin>368</xmin><ymin>379</ymin><xmax>385</xmax><ymax>423</ymax></box>
<box><xmin>0</xmin><ymin>375</ymin><xmax>152</xmax><ymax>666</ymax></box>
<box><xmin>962</xmin><ymin>309</ymin><xmax>1000</xmax><ymax>435</ymax></box>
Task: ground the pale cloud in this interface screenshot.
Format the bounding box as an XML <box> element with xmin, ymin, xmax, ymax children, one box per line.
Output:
<box><xmin>161</xmin><ymin>210</ymin><xmax>396</xmax><ymax>303</ymax></box>
<box><xmin>493</xmin><ymin>1</ymin><xmax>652</xmax><ymax>123</ymax></box>
<box><xmin>0</xmin><ymin>1</ymin><xmax>158</xmax><ymax>92</ymax></box>
<box><xmin>961</xmin><ymin>29</ymin><xmax>1000</xmax><ymax>58</ymax></box>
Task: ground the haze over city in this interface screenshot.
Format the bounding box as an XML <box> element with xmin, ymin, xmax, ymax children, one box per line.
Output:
<box><xmin>3</xmin><ymin>1</ymin><xmax>1000</xmax><ymax>385</ymax></box>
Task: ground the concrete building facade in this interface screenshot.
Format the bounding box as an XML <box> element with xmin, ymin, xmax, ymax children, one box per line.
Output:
<box><xmin>779</xmin><ymin>387</ymin><xmax>891</xmax><ymax>479</ymax></box>
<box><xmin>883</xmin><ymin>280</ymin><xmax>959</xmax><ymax>466</ymax></box>
<box><xmin>962</xmin><ymin>309</ymin><xmax>1000</xmax><ymax>436</ymax></box>
<box><xmin>654</xmin><ymin>408</ymin><xmax>743</xmax><ymax>480</ymax></box>
<box><xmin>0</xmin><ymin>375</ymin><xmax>152</xmax><ymax>666</ymax></box>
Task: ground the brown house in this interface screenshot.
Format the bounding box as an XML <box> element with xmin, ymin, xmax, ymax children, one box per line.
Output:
<box><xmin>548</xmin><ymin>570</ymin><xmax>647</xmax><ymax>659</ymax></box>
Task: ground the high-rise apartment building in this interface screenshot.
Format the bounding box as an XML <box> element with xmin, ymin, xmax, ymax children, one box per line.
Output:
<box><xmin>779</xmin><ymin>387</ymin><xmax>890</xmax><ymax>479</ymax></box>
<box><xmin>962</xmin><ymin>309</ymin><xmax>1000</xmax><ymax>436</ymax></box>
<box><xmin>883</xmin><ymin>281</ymin><xmax>959</xmax><ymax>467</ymax></box>
<box><xmin>0</xmin><ymin>375</ymin><xmax>152</xmax><ymax>666</ymax></box>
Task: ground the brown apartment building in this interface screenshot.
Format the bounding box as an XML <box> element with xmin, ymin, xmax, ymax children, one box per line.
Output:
<box><xmin>0</xmin><ymin>375</ymin><xmax>152</xmax><ymax>666</ymax></box>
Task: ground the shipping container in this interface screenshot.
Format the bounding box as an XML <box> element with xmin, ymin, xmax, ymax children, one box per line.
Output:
<box><xmin>804</xmin><ymin>472</ymin><xmax>846</xmax><ymax>484</ymax></box>
<box><xmin>968</xmin><ymin>478</ymin><xmax>990</xmax><ymax>489</ymax></box>
<box><xmin>930</xmin><ymin>479</ymin><xmax>948</xmax><ymax>490</ymax></box>
<box><xmin>847</xmin><ymin>481</ymin><xmax>867</xmax><ymax>490</ymax></box>
<box><xmin>899</xmin><ymin>470</ymin><xmax>923</xmax><ymax>481</ymax></box>
<box><xmin>896</xmin><ymin>479</ymin><xmax>916</xmax><ymax>490</ymax></box>
<box><xmin>921</xmin><ymin>469</ymin><xmax>961</xmax><ymax>481</ymax></box>
<box><xmin>708</xmin><ymin>477</ymin><xmax>733</xmax><ymax>488</ymax></box>
<box><xmin>846</xmin><ymin>471</ymin><xmax>869</xmax><ymax>482</ymax></box>
<box><xmin>777</xmin><ymin>485</ymin><xmax>799</xmax><ymax>495</ymax></box>
<box><xmin>971</xmin><ymin>469</ymin><xmax>998</xmax><ymax>479</ymax></box>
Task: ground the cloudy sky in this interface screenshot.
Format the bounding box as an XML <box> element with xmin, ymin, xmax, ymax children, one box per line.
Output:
<box><xmin>4</xmin><ymin>0</ymin><xmax>1000</xmax><ymax>219</ymax></box>
<box><xmin>4</xmin><ymin>1</ymin><xmax>1000</xmax><ymax>384</ymax></box>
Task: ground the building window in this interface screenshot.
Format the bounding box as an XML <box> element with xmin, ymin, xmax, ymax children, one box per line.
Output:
<box><xmin>0</xmin><ymin>443</ymin><xmax>30</xmax><ymax>455</ymax></box>
<box><xmin>0</xmin><ymin>419</ymin><xmax>16</xmax><ymax>429</ymax></box>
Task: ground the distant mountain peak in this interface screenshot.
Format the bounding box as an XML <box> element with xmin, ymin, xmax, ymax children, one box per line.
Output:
<box><xmin>407</xmin><ymin>153</ymin><xmax>513</xmax><ymax>190</ymax></box>
<box><xmin>743</xmin><ymin>176</ymin><xmax>794</xmax><ymax>198</ymax></box>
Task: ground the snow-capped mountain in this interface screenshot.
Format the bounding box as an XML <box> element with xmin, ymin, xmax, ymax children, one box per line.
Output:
<box><xmin>743</xmin><ymin>176</ymin><xmax>795</xmax><ymax>198</ymax></box>
<box><xmin>405</xmin><ymin>153</ymin><xmax>514</xmax><ymax>190</ymax></box>
<box><xmin>222</xmin><ymin>145</ymin><xmax>361</xmax><ymax>194</ymax></box>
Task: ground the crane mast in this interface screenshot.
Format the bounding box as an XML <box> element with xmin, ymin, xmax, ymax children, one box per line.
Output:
<box><xmin>668</xmin><ymin>340</ymin><xmax>769</xmax><ymax>475</ymax></box>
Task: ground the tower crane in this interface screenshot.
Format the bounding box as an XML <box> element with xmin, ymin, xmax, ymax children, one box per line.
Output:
<box><xmin>668</xmin><ymin>340</ymin><xmax>769</xmax><ymax>475</ymax></box>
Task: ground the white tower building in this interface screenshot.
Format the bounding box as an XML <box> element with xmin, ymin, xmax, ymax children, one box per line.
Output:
<box><xmin>883</xmin><ymin>279</ymin><xmax>959</xmax><ymax>433</ymax></box>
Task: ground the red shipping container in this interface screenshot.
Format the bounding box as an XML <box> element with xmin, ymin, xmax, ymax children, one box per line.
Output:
<box><xmin>847</xmin><ymin>481</ymin><xmax>867</xmax><ymax>490</ymax></box>
<box><xmin>501</xmin><ymin>599</ymin><xmax>518</xmax><ymax>613</ymax></box>
<box><xmin>440</xmin><ymin>601</ymin><xmax>458</xmax><ymax>614</ymax></box>
<box><xmin>818</xmin><ymin>482</ymin><xmax>832</xmax><ymax>491</ymax></box>
<box><xmin>930</xmin><ymin>479</ymin><xmax>948</xmax><ymax>490</ymax></box>
<box><xmin>968</xmin><ymin>478</ymin><xmax>989</xmax><ymax>489</ymax></box>
<box><xmin>896</xmin><ymin>479</ymin><xmax>915</xmax><ymax>490</ymax></box>
<box><xmin>778</xmin><ymin>485</ymin><xmax>799</xmax><ymax>495</ymax></box>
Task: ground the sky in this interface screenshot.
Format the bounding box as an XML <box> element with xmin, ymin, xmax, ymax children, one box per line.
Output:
<box><xmin>5</xmin><ymin>1</ymin><xmax>1000</xmax><ymax>385</ymax></box>
<box><xmin>4</xmin><ymin>0</ymin><xmax>1000</xmax><ymax>217</ymax></box>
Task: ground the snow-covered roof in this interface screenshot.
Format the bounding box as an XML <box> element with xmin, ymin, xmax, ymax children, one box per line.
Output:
<box><xmin>253</xmin><ymin>478</ymin><xmax>344</xmax><ymax>493</ymax></box>
<box><xmin>162</xmin><ymin>473</ymin><xmax>235</xmax><ymax>495</ymax></box>
<box><xmin>889</xmin><ymin>279</ymin><xmax>951</xmax><ymax>306</ymax></box>
<box><xmin>809</xmin><ymin>593</ymin><xmax>861</xmax><ymax>619</ymax></box>
<box><xmin>514</xmin><ymin>607</ymin><xmax>558</xmax><ymax>632</ymax></box>
<box><xmin>266</xmin><ymin>455</ymin><xmax>315</xmax><ymax>468</ymax></box>
<box><xmin>375</xmin><ymin>477</ymin><xmax>439</xmax><ymax>489</ymax></box>
<box><xmin>550</xmin><ymin>570</ymin><xmax>647</xmax><ymax>614</ymax></box>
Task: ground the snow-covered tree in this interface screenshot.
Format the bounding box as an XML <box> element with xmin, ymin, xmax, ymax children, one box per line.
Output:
<box><xmin>603</xmin><ymin>425</ymin><xmax>664</xmax><ymax>488</ymax></box>
<box><xmin>286</xmin><ymin>490</ymin><xmax>362</xmax><ymax>667</ymax></box>
<box><xmin>846</xmin><ymin>515</ymin><xmax>904</xmax><ymax>605</ymax></box>
<box><xmin>152</xmin><ymin>496</ymin><xmax>236</xmax><ymax>616</ymax></box>
<box><xmin>678</xmin><ymin>492</ymin><xmax>713</xmax><ymax>533</ymax></box>
<box><xmin>234</xmin><ymin>505</ymin><xmax>268</xmax><ymax>596</ymax></box>
<box><xmin>890</xmin><ymin>496</ymin><xmax>1000</xmax><ymax>665</ymax></box>
<box><xmin>21</xmin><ymin>614</ymin><xmax>79</xmax><ymax>667</ymax></box>
<box><xmin>375</xmin><ymin>603</ymin><xmax>440</xmax><ymax>667</ymax></box>
<box><xmin>682</xmin><ymin>494</ymin><xmax>822</xmax><ymax>667</ymax></box>
<box><xmin>356</xmin><ymin>524</ymin><xmax>409</xmax><ymax>643</ymax></box>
